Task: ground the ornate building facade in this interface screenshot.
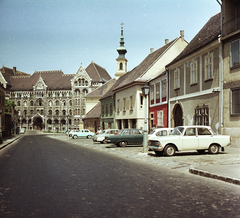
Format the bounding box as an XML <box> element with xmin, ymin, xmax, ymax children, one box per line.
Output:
<box><xmin>1</xmin><ymin>62</ymin><xmax>111</xmax><ymax>132</ymax></box>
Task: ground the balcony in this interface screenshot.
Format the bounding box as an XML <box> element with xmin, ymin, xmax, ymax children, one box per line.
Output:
<box><xmin>222</xmin><ymin>15</ymin><xmax>240</xmax><ymax>38</ymax></box>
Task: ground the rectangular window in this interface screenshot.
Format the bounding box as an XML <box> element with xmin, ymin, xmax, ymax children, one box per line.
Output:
<box><xmin>190</xmin><ymin>61</ymin><xmax>197</xmax><ymax>84</ymax></box>
<box><xmin>231</xmin><ymin>39</ymin><xmax>240</xmax><ymax>67</ymax></box>
<box><xmin>130</xmin><ymin>96</ymin><xmax>133</xmax><ymax>110</ymax></box>
<box><xmin>102</xmin><ymin>105</ymin><xmax>104</xmax><ymax>116</ymax></box>
<box><xmin>174</xmin><ymin>69</ymin><xmax>180</xmax><ymax>89</ymax></box>
<box><xmin>117</xmin><ymin>99</ymin><xmax>120</xmax><ymax>112</ymax></box>
<box><xmin>231</xmin><ymin>88</ymin><xmax>240</xmax><ymax>114</ymax></box>
<box><xmin>110</xmin><ymin>103</ymin><xmax>113</xmax><ymax>115</ymax></box>
<box><xmin>123</xmin><ymin>98</ymin><xmax>126</xmax><ymax>111</ymax></box>
<box><xmin>205</xmin><ymin>53</ymin><xmax>213</xmax><ymax>80</ymax></box>
<box><xmin>150</xmin><ymin>112</ymin><xmax>154</xmax><ymax>129</ymax></box>
<box><xmin>150</xmin><ymin>85</ymin><xmax>154</xmax><ymax>103</ymax></box>
<box><xmin>157</xmin><ymin>110</ymin><xmax>163</xmax><ymax>127</ymax></box>
<box><xmin>195</xmin><ymin>105</ymin><xmax>209</xmax><ymax>126</ymax></box>
<box><xmin>106</xmin><ymin>104</ymin><xmax>108</xmax><ymax>116</ymax></box>
<box><xmin>156</xmin><ymin>83</ymin><xmax>160</xmax><ymax>103</ymax></box>
<box><xmin>162</xmin><ymin>79</ymin><xmax>166</xmax><ymax>102</ymax></box>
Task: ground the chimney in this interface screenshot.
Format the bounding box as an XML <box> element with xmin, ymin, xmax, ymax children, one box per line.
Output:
<box><xmin>13</xmin><ymin>67</ymin><xmax>16</xmax><ymax>75</ymax></box>
<box><xmin>150</xmin><ymin>48</ymin><xmax>154</xmax><ymax>53</ymax></box>
<box><xmin>180</xmin><ymin>30</ymin><xmax>184</xmax><ymax>39</ymax></box>
<box><xmin>165</xmin><ymin>39</ymin><xmax>169</xmax><ymax>44</ymax></box>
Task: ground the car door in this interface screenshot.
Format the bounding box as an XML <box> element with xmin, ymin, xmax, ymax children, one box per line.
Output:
<box><xmin>182</xmin><ymin>127</ymin><xmax>199</xmax><ymax>151</ymax></box>
<box><xmin>197</xmin><ymin>127</ymin><xmax>214</xmax><ymax>149</ymax></box>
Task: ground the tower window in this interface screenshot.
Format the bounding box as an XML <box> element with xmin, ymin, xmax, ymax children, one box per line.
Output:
<box><xmin>119</xmin><ymin>62</ymin><xmax>123</xmax><ymax>70</ymax></box>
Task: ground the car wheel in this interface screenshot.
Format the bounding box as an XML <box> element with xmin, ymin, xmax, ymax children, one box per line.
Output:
<box><xmin>119</xmin><ymin>141</ymin><xmax>127</xmax><ymax>147</ymax></box>
<box><xmin>73</xmin><ymin>135</ymin><xmax>78</xmax><ymax>139</ymax></box>
<box><xmin>197</xmin><ymin>150</ymin><xmax>205</xmax><ymax>154</ymax></box>
<box><xmin>164</xmin><ymin>145</ymin><xmax>176</xmax><ymax>156</ymax></box>
<box><xmin>87</xmin><ymin>135</ymin><xmax>92</xmax><ymax>139</ymax></box>
<box><xmin>208</xmin><ymin>144</ymin><xmax>219</xmax><ymax>154</ymax></box>
<box><xmin>154</xmin><ymin>151</ymin><xmax>163</xmax><ymax>156</ymax></box>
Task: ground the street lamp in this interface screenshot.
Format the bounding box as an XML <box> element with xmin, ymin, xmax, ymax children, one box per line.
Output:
<box><xmin>141</xmin><ymin>82</ymin><xmax>150</xmax><ymax>153</ymax></box>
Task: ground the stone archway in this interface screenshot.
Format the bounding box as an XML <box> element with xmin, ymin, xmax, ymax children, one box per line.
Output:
<box><xmin>33</xmin><ymin>117</ymin><xmax>43</xmax><ymax>130</ymax></box>
<box><xmin>172</xmin><ymin>103</ymin><xmax>183</xmax><ymax>127</ymax></box>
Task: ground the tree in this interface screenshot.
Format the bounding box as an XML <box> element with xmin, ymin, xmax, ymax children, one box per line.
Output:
<box><xmin>5</xmin><ymin>99</ymin><xmax>15</xmax><ymax>115</ymax></box>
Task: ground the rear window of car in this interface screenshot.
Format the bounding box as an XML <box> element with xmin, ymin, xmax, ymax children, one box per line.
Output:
<box><xmin>197</xmin><ymin>128</ymin><xmax>211</xmax><ymax>135</ymax></box>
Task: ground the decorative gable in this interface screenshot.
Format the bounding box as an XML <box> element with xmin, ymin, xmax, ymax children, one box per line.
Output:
<box><xmin>71</xmin><ymin>65</ymin><xmax>92</xmax><ymax>87</ymax></box>
<box><xmin>33</xmin><ymin>75</ymin><xmax>47</xmax><ymax>91</ymax></box>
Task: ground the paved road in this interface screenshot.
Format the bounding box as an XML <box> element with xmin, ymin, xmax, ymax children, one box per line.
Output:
<box><xmin>0</xmin><ymin>131</ymin><xmax>239</xmax><ymax>217</ymax></box>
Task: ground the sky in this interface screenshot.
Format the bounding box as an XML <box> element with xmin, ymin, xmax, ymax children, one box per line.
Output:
<box><xmin>0</xmin><ymin>0</ymin><xmax>221</xmax><ymax>78</ymax></box>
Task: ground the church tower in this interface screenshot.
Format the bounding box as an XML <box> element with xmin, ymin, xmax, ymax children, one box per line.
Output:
<box><xmin>115</xmin><ymin>23</ymin><xmax>127</xmax><ymax>79</ymax></box>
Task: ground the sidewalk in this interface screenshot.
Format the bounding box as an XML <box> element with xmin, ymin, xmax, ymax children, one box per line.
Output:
<box><xmin>1</xmin><ymin>132</ymin><xmax>240</xmax><ymax>186</ymax></box>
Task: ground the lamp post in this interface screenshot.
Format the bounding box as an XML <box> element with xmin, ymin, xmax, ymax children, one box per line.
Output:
<box><xmin>67</xmin><ymin>115</ymin><xmax>70</xmax><ymax>136</ymax></box>
<box><xmin>141</xmin><ymin>82</ymin><xmax>150</xmax><ymax>153</ymax></box>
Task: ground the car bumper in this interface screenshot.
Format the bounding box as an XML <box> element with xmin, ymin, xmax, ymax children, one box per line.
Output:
<box><xmin>148</xmin><ymin>146</ymin><xmax>164</xmax><ymax>152</ymax></box>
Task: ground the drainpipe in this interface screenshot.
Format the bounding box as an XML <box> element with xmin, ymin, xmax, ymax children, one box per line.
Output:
<box><xmin>217</xmin><ymin>0</ymin><xmax>224</xmax><ymax>133</ymax></box>
<box><xmin>166</xmin><ymin>68</ymin><xmax>170</xmax><ymax>128</ymax></box>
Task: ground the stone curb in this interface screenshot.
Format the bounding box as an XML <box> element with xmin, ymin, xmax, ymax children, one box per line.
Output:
<box><xmin>189</xmin><ymin>167</ymin><xmax>240</xmax><ymax>186</ymax></box>
<box><xmin>0</xmin><ymin>136</ymin><xmax>22</xmax><ymax>150</ymax></box>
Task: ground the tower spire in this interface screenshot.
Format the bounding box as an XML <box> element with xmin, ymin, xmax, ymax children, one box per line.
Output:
<box><xmin>115</xmin><ymin>23</ymin><xmax>127</xmax><ymax>79</ymax></box>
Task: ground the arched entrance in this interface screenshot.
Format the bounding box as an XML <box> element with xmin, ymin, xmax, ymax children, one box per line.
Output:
<box><xmin>173</xmin><ymin>103</ymin><xmax>183</xmax><ymax>127</ymax></box>
<box><xmin>33</xmin><ymin>117</ymin><xmax>43</xmax><ymax>130</ymax></box>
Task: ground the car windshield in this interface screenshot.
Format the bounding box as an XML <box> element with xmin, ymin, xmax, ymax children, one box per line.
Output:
<box><xmin>171</xmin><ymin>127</ymin><xmax>184</xmax><ymax>135</ymax></box>
<box><xmin>149</xmin><ymin>130</ymin><xmax>156</xmax><ymax>135</ymax></box>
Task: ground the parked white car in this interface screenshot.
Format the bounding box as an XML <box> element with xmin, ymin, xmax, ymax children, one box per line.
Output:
<box><xmin>20</xmin><ymin>128</ymin><xmax>26</xmax><ymax>134</ymax></box>
<box><xmin>93</xmin><ymin>129</ymin><xmax>119</xmax><ymax>144</ymax></box>
<box><xmin>148</xmin><ymin>128</ymin><xmax>174</xmax><ymax>140</ymax></box>
<box><xmin>68</xmin><ymin>130</ymin><xmax>79</xmax><ymax>137</ymax></box>
<box><xmin>72</xmin><ymin>129</ymin><xmax>95</xmax><ymax>139</ymax></box>
<box><xmin>148</xmin><ymin>126</ymin><xmax>231</xmax><ymax>156</ymax></box>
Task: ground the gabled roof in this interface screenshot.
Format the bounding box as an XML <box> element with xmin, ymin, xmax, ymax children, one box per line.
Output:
<box><xmin>10</xmin><ymin>70</ymin><xmax>74</xmax><ymax>91</ymax></box>
<box><xmin>85</xmin><ymin>62</ymin><xmax>111</xmax><ymax>82</ymax></box>
<box><xmin>113</xmin><ymin>38</ymin><xmax>179</xmax><ymax>91</ymax></box>
<box><xmin>85</xmin><ymin>78</ymin><xmax>117</xmax><ymax>98</ymax></box>
<box><xmin>100</xmin><ymin>70</ymin><xmax>131</xmax><ymax>100</ymax></box>
<box><xmin>166</xmin><ymin>12</ymin><xmax>221</xmax><ymax>67</ymax></box>
<box><xmin>0</xmin><ymin>67</ymin><xmax>30</xmax><ymax>86</ymax></box>
<box><xmin>83</xmin><ymin>101</ymin><xmax>101</xmax><ymax>120</ymax></box>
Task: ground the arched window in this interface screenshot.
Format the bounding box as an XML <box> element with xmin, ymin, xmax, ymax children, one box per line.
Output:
<box><xmin>69</xmin><ymin>100</ymin><xmax>72</xmax><ymax>106</ymax></box>
<box><xmin>83</xmin><ymin>89</ymin><xmax>88</xmax><ymax>96</ymax></box>
<box><xmin>48</xmin><ymin>110</ymin><xmax>52</xmax><ymax>115</ymax></box>
<box><xmin>30</xmin><ymin>101</ymin><xmax>34</xmax><ymax>106</ymax></box>
<box><xmin>75</xmin><ymin>89</ymin><xmax>80</xmax><ymax>96</ymax></box>
<box><xmin>56</xmin><ymin>110</ymin><xmax>59</xmax><ymax>115</ymax></box>
<box><xmin>56</xmin><ymin>100</ymin><xmax>59</xmax><ymax>106</ymax></box>
<box><xmin>17</xmin><ymin>101</ymin><xmax>21</xmax><ymax>106</ymax></box>
<box><xmin>30</xmin><ymin>110</ymin><xmax>33</xmax><ymax>116</ymax></box>
<box><xmin>119</xmin><ymin>62</ymin><xmax>123</xmax><ymax>70</ymax></box>
<box><xmin>62</xmin><ymin>110</ymin><xmax>66</xmax><ymax>115</ymax></box>
<box><xmin>37</xmin><ymin>99</ymin><xmax>42</xmax><ymax>106</ymax></box>
<box><xmin>24</xmin><ymin>110</ymin><xmax>27</xmax><ymax>116</ymax></box>
<box><xmin>23</xmin><ymin>101</ymin><xmax>27</xmax><ymax>106</ymax></box>
<box><xmin>85</xmin><ymin>80</ymin><xmax>88</xmax><ymax>86</ymax></box>
<box><xmin>63</xmin><ymin>101</ymin><xmax>66</xmax><ymax>106</ymax></box>
<box><xmin>49</xmin><ymin>100</ymin><xmax>52</xmax><ymax>106</ymax></box>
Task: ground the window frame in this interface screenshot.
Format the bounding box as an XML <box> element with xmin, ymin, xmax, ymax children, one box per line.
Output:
<box><xmin>174</xmin><ymin>69</ymin><xmax>180</xmax><ymax>89</ymax></box>
<box><xmin>205</xmin><ymin>52</ymin><xmax>213</xmax><ymax>80</ymax></box>
<box><xmin>190</xmin><ymin>60</ymin><xmax>198</xmax><ymax>85</ymax></box>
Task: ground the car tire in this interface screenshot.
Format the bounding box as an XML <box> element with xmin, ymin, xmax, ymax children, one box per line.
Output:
<box><xmin>154</xmin><ymin>151</ymin><xmax>163</xmax><ymax>156</ymax></box>
<box><xmin>87</xmin><ymin>135</ymin><xmax>92</xmax><ymax>139</ymax></box>
<box><xmin>208</xmin><ymin>144</ymin><xmax>219</xmax><ymax>154</ymax></box>
<box><xmin>164</xmin><ymin>145</ymin><xmax>176</xmax><ymax>156</ymax></box>
<box><xmin>73</xmin><ymin>135</ymin><xmax>78</xmax><ymax>139</ymax></box>
<box><xmin>197</xmin><ymin>150</ymin><xmax>205</xmax><ymax>154</ymax></box>
<box><xmin>119</xmin><ymin>141</ymin><xmax>127</xmax><ymax>147</ymax></box>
